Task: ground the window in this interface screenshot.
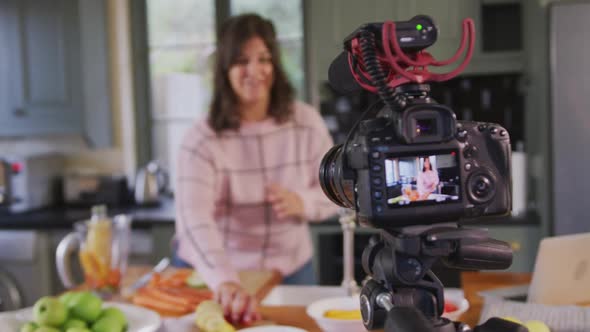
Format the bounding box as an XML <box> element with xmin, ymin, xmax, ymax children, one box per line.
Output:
<box><xmin>144</xmin><ymin>0</ymin><xmax>305</xmax><ymax>188</ymax></box>
<box><xmin>147</xmin><ymin>0</ymin><xmax>216</xmax><ymax>118</ymax></box>
<box><xmin>231</xmin><ymin>0</ymin><xmax>305</xmax><ymax>99</ymax></box>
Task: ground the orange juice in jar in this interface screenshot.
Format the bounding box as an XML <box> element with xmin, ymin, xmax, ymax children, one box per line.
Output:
<box><xmin>57</xmin><ymin>205</ymin><xmax>131</xmax><ymax>293</ymax></box>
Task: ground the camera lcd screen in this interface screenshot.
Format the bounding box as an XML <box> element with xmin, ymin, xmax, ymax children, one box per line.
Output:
<box><xmin>384</xmin><ymin>151</ymin><xmax>461</xmax><ymax>207</ymax></box>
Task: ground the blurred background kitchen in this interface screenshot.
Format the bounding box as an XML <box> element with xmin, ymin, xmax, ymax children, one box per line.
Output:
<box><xmin>0</xmin><ymin>0</ymin><xmax>588</xmax><ymax>311</ymax></box>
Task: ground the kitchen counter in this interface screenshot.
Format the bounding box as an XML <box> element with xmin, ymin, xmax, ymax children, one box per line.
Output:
<box><xmin>0</xmin><ymin>197</ymin><xmax>176</xmax><ymax>229</ymax></box>
<box><xmin>0</xmin><ymin>195</ymin><xmax>540</xmax><ymax>230</ymax></box>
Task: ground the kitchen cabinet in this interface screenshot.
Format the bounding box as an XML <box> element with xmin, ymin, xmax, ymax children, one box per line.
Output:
<box><xmin>0</xmin><ymin>0</ymin><xmax>112</xmax><ymax>147</ymax></box>
<box><xmin>0</xmin><ymin>231</ymin><xmax>54</xmax><ymax>307</ymax></box>
<box><xmin>306</xmin><ymin>0</ymin><xmax>524</xmax><ymax>98</ymax></box>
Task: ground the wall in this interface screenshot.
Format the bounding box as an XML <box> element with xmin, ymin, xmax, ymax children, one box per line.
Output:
<box><xmin>0</xmin><ymin>0</ymin><xmax>136</xmax><ymax>180</ymax></box>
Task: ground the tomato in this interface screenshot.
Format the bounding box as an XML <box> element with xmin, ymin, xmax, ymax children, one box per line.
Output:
<box><xmin>444</xmin><ymin>301</ymin><xmax>458</xmax><ymax>313</ymax></box>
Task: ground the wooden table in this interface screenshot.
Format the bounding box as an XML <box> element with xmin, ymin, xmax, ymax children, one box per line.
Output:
<box><xmin>121</xmin><ymin>267</ymin><xmax>531</xmax><ymax>331</ymax></box>
<box><xmin>258</xmin><ymin>271</ymin><xmax>532</xmax><ymax>331</ymax></box>
<box><xmin>459</xmin><ymin>271</ymin><xmax>532</xmax><ymax>327</ymax></box>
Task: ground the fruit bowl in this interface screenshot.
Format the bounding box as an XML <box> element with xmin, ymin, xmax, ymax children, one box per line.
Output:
<box><xmin>0</xmin><ymin>302</ymin><xmax>161</xmax><ymax>332</ymax></box>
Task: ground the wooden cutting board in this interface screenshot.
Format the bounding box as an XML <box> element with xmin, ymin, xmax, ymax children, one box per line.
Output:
<box><xmin>122</xmin><ymin>265</ymin><xmax>283</xmax><ymax>300</ymax></box>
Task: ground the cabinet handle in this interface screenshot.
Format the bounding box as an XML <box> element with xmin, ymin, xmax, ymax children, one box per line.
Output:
<box><xmin>510</xmin><ymin>241</ymin><xmax>522</xmax><ymax>252</ymax></box>
<box><xmin>13</xmin><ymin>107</ymin><xmax>26</xmax><ymax>117</ymax></box>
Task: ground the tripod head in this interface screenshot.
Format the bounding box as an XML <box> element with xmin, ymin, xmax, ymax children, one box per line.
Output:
<box><xmin>359</xmin><ymin>224</ymin><xmax>527</xmax><ymax>332</ymax></box>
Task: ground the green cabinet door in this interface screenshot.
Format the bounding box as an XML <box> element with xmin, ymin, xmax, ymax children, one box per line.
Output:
<box><xmin>0</xmin><ymin>0</ymin><xmax>83</xmax><ymax>136</ymax></box>
<box><xmin>0</xmin><ymin>0</ymin><xmax>113</xmax><ymax>147</ymax></box>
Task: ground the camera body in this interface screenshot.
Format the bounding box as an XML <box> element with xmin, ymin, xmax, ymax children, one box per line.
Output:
<box><xmin>320</xmin><ymin>84</ymin><xmax>511</xmax><ymax>228</ymax></box>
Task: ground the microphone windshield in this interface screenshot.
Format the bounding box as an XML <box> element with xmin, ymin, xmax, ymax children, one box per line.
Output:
<box><xmin>328</xmin><ymin>51</ymin><xmax>363</xmax><ymax>95</ymax></box>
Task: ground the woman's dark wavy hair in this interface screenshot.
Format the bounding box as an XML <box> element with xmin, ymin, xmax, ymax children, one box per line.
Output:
<box><xmin>422</xmin><ymin>157</ymin><xmax>433</xmax><ymax>172</ymax></box>
<box><xmin>208</xmin><ymin>13</ymin><xmax>295</xmax><ymax>133</ymax></box>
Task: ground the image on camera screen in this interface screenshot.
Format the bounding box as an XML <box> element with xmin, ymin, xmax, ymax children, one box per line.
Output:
<box><xmin>384</xmin><ymin>151</ymin><xmax>461</xmax><ymax>207</ymax></box>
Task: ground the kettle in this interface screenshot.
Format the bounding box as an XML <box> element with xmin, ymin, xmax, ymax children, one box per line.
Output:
<box><xmin>134</xmin><ymin>161</ymin><xmax>168</xmax><ymax>205</ymax></box>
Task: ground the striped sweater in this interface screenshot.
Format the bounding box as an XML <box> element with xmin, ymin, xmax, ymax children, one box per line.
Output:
<box><xmin>175</xmin><ymin>101</ymin><xmax>338</xmax><ymax>290</ymax></box>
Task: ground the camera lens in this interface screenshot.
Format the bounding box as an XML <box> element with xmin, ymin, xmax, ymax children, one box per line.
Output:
<box><xmin>467</xmin><ymin>172</ymin><xmax>496</xmax><ymax>204</ymax></box>
<box><xmin>319</xmin><ymin>145</ymin><xmax>355</xmax><ymax>208</ymax></box>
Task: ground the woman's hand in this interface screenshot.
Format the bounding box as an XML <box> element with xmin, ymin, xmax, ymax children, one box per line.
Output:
<box><xmin>266</xmin><ymin>183</ymin><xmax>304</xmax><ymax>219</ymax></box>
<box><xmin>215</xmin><ymin>281</ymin><xmax>262</xmax><ymax>325</ymax></box>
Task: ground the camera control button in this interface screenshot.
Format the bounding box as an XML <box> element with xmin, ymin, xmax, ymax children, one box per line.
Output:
<box><xmin>457</xmin><ymin>130</ymin><xmax>468</xmax><ymax>141</ymax></box>
<box><xmin>371</xmin><ymin>137</ymin><xmax>382</xmax><ymax>143</ymax></box>
<box><xmin>375</xmin><ymin>204</ymin><xmax>383</xmax><ymax>214</ymax></box>
<box><xmin>374</xmin><ymin>191</ymin><xmax>383</xmax><ymax>199</ymax></box>
<box><xmin>500</xmin><ymin>130</ymin><xmax>507</xmax><ymax>136</ymax></box>
<box><xmin>489</xmin><ymin>127</ymin><xmax>498</xmax><ymax>134</ymax></box>
<box><xmin>371</xmin><ymin>151</ymin><xmax>381</xmax><ymax>159</ymax></box>
<box><xmin>372</xmin><ymin>177</ymin><xmax>383</xmax><ymax>185</ymax></box>
<box><xmin>385</xmin><ymin>136</ymin><xmax>393</xmax><ymax>141</ymax></box>
<box><xmin>463</xmin><ymin>146</ymin><xmax>478</xmax><ymax>159</ymax></box>
<box><xmin>371</xmin><ymin>164</ymin><xmax>382</xmax><ymax>172</ymax></box>
<box><xmin>464</xmin><ymin>163</ymin><xmax>473</xmax><ymax>171</ymax></box>
<box><xmin>478</xmin><ymin>124</ymin><xmax>488</xmax><ymax>132</ymax></box>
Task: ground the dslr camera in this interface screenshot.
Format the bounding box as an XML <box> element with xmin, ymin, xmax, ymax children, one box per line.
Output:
<box><xmin>319</xmin><ymin>15</ymin><xmax>511</xmax><ymax>229</ymax></box>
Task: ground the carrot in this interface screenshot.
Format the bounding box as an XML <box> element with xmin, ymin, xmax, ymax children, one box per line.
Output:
<box><xmin>162</xmin><ymin>287</ymin><xmax>213</xmax><ymax>302</ymax></box>
<box><xmin>132</xmin><ymin>293</ymin><xmax>191</xmax><ymax>316</ymax></box>
<box><xmin>158</xmin><ymin>279</ymin><xmax>187</xmax><ymax>288</ymax></box>
<box><xmin>140</xmin><ymin>287</ymin><xmax>193</xmax><ymax>307</ymax></box>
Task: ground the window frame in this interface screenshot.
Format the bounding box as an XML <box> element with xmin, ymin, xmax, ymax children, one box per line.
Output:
<box><xmin>130</xmin><ymin>0</ymin><xmax>310</xmax><ymax>166</ymax></box>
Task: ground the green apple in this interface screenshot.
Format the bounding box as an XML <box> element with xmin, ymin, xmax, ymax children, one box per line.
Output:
<box><xmin>91</xmin><ymin>316</ymin><xmax>124</xmax><ymax>332</ymax></box>
<box><xmin>65</xmin><ymin>328</ymin><xmax>92</xmax><ymax>332</ymax></box>
<box><xmin>98</xmin><ymin>307</ymin><xmax>127</xmax><ymax>327</ymax></box>
<box><xmin>61</xmin><ymin>291</ymin><xmax>85</xmax><ymax>309</ymax></box>
<box><xmin>58</xmin><ymin>291</ymin><xmax>74</xmax><ymax>304</ymax></box>
<box><xmin>32</xmin><ymin>296</ymin><xmax>68</xmax><ymax>327</ymax></box>
<box><xmin>34</xmin><ymin>327</ymin><xmax>61</xmax><ymax>332</ymax></box>
<box><xmin>63</xmin><ymin>318</ymin><xmax>88</xmax><ymax>330</ymax></box>
<box><xmin>69</xmin><ymin>292</ymin><xmax>103</xmax><ymax>323</ymax></box>
<box><xmin>19</xmin><ymin>321</ymin><xmax>38</xmax><ymax>332</ymax></box>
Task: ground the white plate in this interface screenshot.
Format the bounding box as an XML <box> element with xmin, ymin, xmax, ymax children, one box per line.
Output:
<box><xmin>0</xmin><ymin>302</ymin><xmax>161</xmax><ymax>332</ymax></box>
<box><xmin>239</xmin><ymin>326</ymin><xmax>308</xmax><ymax>332</ymax></box>
<box><xmin>442</xmin><ymin>288</ymin><xmax>470</xmax><ymax>321</ymax></box>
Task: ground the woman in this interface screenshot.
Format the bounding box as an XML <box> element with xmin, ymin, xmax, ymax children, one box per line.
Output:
<box><xmin>417</xmin><ymin>157</ymin><xmax>439</xmax><ymax>199</ymax></box>
<box><xmin>175</xmin><ymin>14</ymin><xmax>337</xmax><ymax>324</ymax></box>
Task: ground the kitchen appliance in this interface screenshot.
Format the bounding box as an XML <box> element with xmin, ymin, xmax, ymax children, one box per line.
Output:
<box><xmin>0</xmin><ymin>268</ymin><xmax>23</xmax><ymax>311</ymax></box>
<box><xmin>0</xmin><ymin>231</ymin><xmax>52</xmax><ymax>308</ymax></box>
<box><xmin>63</xmin><ymin>173</ymin><xmax>130</xmax><ymax>207</ymax></box>
<box><xmin>0</xmin><ymin>154</ymin><xmax>63</xmax><ymax>214</ymax></box>
<box><xmin>134</xmin><ymin>161</ymin><xmax>168</xmax><ymax>205</ymax></box>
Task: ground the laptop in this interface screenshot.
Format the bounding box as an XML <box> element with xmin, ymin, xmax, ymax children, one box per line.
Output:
<box><xmin>527</xmin><ymin>232</ymin><xmax>590</xmax><ymax>305</ymax></box>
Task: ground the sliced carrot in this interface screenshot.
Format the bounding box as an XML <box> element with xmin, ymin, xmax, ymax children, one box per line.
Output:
<box><xmin>132</xmin><ymin>293</ymin><xmax>191</xmax><ymax>316</ymax></box>
<box><xmin>161</xmin><ymin>287</ymin><xmax>213</xmax><ymax>301</ymax></box>
<box><xmin>140</xmin><ymin>287</ymin><xmax>192</xmax><ymax>307</ymax></box>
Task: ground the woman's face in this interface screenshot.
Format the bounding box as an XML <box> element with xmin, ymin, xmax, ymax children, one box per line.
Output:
<box><xmin>228</xmin><ymin>36</ymin><xmax>274</xmax><ymax>107</ymax></box>
<box><xmin>424</xmin><ymin>158</ymin><xmax>431</xmax><ymax>170</ymax></box>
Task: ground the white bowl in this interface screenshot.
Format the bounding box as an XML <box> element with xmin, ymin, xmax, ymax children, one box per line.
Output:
<box><xmin>305</xmin><ymin>290</ymin><xmax>469</xmax><ymax>331</ymax></box>
<box><xmin>442</xmin><ymin>288</ymin><xmax>470</xmax><ymax>321</ymax></box>
<box><xmin>305</xmin><ymin>296</ymin><xmax>365</xmax><ymax>332</ymax></box>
